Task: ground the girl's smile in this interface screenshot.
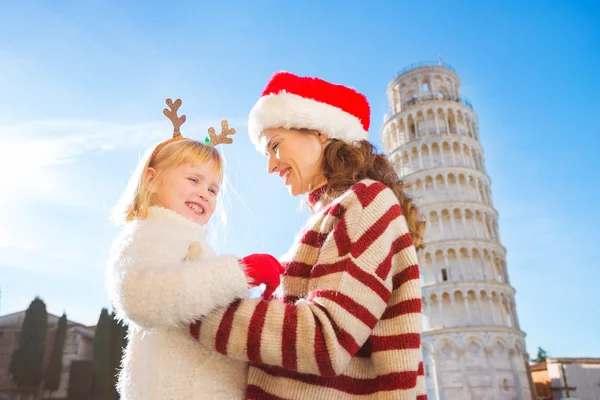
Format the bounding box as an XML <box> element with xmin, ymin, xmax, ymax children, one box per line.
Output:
<box><xmin>147</xmin><ymin>162</ymin><xmax>220</xmax><ymax>225</ymax></box>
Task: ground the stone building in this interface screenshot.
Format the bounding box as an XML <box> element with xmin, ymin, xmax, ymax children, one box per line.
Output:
<box><xmin>0</xmin><ymin>310</ymin><xmax>95</xmax><ymax>399</ymax></box>
<box><xmin>381</xmin><ymin>61</ymin><xmax>534</xmax><ymax>399</ymax></box>
<box><xmin>531</xmin><ymin>358</ymin><xmax>600</xmax><ymax>400</ymax></box>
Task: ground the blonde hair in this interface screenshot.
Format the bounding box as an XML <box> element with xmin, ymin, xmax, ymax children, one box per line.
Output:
<box><xmin>112</xmin><ymin>139</ymin><xmax>224</xmax><ymax>224</ymax></box>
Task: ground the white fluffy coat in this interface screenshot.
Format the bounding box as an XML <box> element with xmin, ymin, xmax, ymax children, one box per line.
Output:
<box><xmin>106</xmin><ymin>206</ymin><xmax>249</xmax><ymax>400</ymax></box>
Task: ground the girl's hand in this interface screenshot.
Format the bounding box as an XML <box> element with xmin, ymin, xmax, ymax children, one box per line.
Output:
<box><xmin>240</xmin><ymin>254</ymin><xmax>285</xmax><ymax>299</ymax></box>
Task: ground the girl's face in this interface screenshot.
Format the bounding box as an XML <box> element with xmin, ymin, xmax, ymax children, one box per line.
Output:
<box><xmin>147</xmin><ymin>162</ymin><xmax>220</xmax><ymax>225</ymax></box>
<box><xmin>260</xmin><ymin>127</ymin><xmax>328</xmax><ymax>196</ymax></box>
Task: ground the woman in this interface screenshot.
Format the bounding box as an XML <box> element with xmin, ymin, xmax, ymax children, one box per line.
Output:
<box><xmin>190</xmin><ymin>71</ymin><xmax>427</xmax><ymax>399</ymax></box>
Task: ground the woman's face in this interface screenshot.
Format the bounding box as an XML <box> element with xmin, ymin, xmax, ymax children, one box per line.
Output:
<box><xmin>260</xmin><ymin>127</ymin><xmax>328</xmax><ymax>196</ymax></box>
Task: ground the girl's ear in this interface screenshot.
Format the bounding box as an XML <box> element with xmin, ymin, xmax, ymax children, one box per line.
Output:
<box><xmin>145</xmin><ymin>167</ymin><xmax>158</xmax><ymax>194</ymax></box>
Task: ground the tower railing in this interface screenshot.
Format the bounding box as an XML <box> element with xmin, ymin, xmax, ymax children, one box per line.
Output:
<box><xmin>400</xmin><ymin>92</ymin><xmax>474</xmax><ymax>111</ymax></box>
<box><xmin>396</xmin><ymin>60</ymin><xmax>456</xmax><ymax>76</ymax></box>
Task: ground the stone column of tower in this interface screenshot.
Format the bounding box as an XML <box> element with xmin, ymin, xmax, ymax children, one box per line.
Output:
<box><xmin>382</xmin><ymin>61</ymin><xmax>533</xmax><ymax>400</ymax></box>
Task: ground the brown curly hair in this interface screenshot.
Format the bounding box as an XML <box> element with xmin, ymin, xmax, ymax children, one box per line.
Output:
<box><xmin>319</xmin><ymin>138</ymin><xmax>426</xmax><ymax>251</ymax></box>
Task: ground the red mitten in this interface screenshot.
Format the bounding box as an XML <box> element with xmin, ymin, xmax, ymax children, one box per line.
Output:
<box><xmin>240</xmin><ymin>254</ymin><xmax>285</xmax><ymax>299</ymax></box>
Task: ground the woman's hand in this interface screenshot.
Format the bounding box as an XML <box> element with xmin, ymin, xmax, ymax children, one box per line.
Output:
<box><xmin>240</xmin><ymin>254</ymin><xmax>285</xmax><ymax>299</ymax></box>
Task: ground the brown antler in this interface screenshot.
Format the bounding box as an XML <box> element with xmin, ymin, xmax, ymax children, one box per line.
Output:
<box><xmin>208</xmin><ymin>120</ymin><xmax>236</xmax><ymax>146</ymax></box>
<box><xmin>163</xmin><ymin>98</ymin><xmax>186</xmax><ymax>137</ymax></box>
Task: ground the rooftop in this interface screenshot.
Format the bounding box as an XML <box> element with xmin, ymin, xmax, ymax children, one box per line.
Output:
<box><xmin>530</xmin><ymin>358</ymin><xmax>600</xmax><ymax>370</ymax></box>
<box><xmin>547</xmin><ymin>357</ymin><xmax>600</xmax><ymax>364</ymax></box>
<box><xmin>0</xmin><ymin>310</ymin><xmax>96</xmax><ymax>330</ymax></box>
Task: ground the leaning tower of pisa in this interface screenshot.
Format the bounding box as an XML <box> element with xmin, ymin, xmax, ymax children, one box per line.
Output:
<box><xmin>382</xmin><ymin>61</ymin><xmax>533</xmax><ymax>400</ymax></box>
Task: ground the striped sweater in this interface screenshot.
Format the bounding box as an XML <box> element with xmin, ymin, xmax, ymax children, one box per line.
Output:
<box><xmin>192</xmin><ymin>179</ymin><xmax>427</xmax><ymax>399</ymax></box>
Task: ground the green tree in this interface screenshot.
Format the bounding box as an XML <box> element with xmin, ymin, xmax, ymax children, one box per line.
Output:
<box><xmin>109</xmin><ymin>311</ymin><xmax>128</xmax><ymax>399</ymax></box>
<box><xmin>531</xmin><ymin>346</ymin><xmax>548</xmax><ymax>363</ymax></box>
<box><xmin>67</xmin><ymin>360</ymin><xmax>93</xmax><ymax>400</ymax></box>
<box><xmin>45</xmin><ymin>313</ymin><xmax>68</xmax><ymax>393</ymax></box>
<box><xmin>91</xmin><ymin>308</ymin><xmax>112</xmax><ymax>399</ymax></box>
<box><xmin>10</xmin><ymin>297</ymin><xmax>48</xmax><ymax>393</ymax></box>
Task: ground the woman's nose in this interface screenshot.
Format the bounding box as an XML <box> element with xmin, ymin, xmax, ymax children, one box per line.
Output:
<box><xmin>267</xmin><ymin>155</ymin><xmax>279</xmax><ymax>174</ymax></box>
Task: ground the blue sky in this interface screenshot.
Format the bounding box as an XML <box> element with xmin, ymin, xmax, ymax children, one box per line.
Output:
<box><xmin>1</xmin><ymin>1</ymin><xmax>598</xmax><ymax>358</ymax></box>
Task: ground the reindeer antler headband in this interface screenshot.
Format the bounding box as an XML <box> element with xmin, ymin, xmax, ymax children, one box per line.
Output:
<box><xmin>151</xmin><ymin>98</ymin><xmax>236</xmax><ymax>158</ymax></box>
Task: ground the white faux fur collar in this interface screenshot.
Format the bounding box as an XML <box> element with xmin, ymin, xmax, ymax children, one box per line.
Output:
<box><xmin>145</xmin><ymin>206</ymin><xmax>207</xmax><ymax>238</ymax></box>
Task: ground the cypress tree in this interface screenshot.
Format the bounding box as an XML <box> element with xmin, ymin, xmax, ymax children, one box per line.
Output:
<box><xmin>67</xmin><ymin>360</ymin><xmax>93</xmax><ymax>400</ymax></box>
<box><xmin>10</xmin><ymin>297</ymin><xmax>48</xmax><ymax>392</ymax></box>
<box><xmin>45</xmin><ymin>313</ymin><xmax>68</xmax><ymax>392</ymax></box>
<box><xmin>91</xmin><ymin>308</ymin><xmax>112</xmax><ymax>399</ymax></box>
<box><xmin>109</xmin><ymin>311</ymin><xmax>128</xmax><ymax>399</ymax></box>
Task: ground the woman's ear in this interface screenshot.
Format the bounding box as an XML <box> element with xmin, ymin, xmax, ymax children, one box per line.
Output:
<box><xmin>145</xmin><ymin>167</ymin><xmax>158</xmax><ymax>194</ymax></box>
<box><xmin>316</xmin><ymin>131</ymin><xmax>329</xmax><ymax>144</ymax></box>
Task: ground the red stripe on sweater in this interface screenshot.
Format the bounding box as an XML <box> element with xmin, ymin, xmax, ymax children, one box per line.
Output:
<box><xmin>332</xmin><ymin>326</ymin><xmax>361</xmax><ymax>356</ymax></box>
<box><xmin>247</xmin><ymin>301</ymin><xmax>269</xmax><ymax>364</ymax></box>
<box><xmin>309</xmin><ymin>258</ymin><xmax>391</xmax><ymax>303</ymax></box>
<box><xmin>369</xmin><ymin>333</ymin><xmax>421</xmax><ymax>352</ymax></box>
<box><xmin>382</xmin><ymin>298</ymin><xmax>422</xmax><ymax>320</ymax></box>
<box><xmin>417</xmin><ymin>396</ymin><xmax>428</xmax><ymax>400</ymax></box>
<box><xmin>284</xmin><ymin>261</ymin><xmax>313</xmax><ymax>278</ymax></box>
<box><xmin>283</xmin><ymin>295</ymin><xmax>301</xmax><ymax>304</ymax></box>
<box><xmin>392</xmin><ymin>264</ymin><xmax>420</xmax><ymax>290</ymax></box>
<box><xmin>308</xmin><ymin>290</ymin><xmax>378</xmax><ymax>329</ymax></box>
<box><xmin>418</xmin><ymin>361</ymin><xmax>424</xmax><ymax>376</ymax></box>
<box><xmin>314</xmin><ymin>303</ymin><xmax>361</xmax><ymax>356</ymax></box>
<box><xmin>314</xmin><ymin>318</ymin><xmax>336</xmax><ymax>377</ymax></box>
<box><xmin>215</xmin><ymin>300</ymin><xmax>241</xmax><ymax>355</ymax></box>
<box><xmin>350</xmin><ymin>182</ymin><xmax>369</xmax><ymax>206</ymax></box>
<box><xmin>246</xmin><ymin>385</ymin><xmax>287</xmax><ymax>400</ymax></box>
<box><xmin>333</xmin><ymin>213</ymin><xmax>352</xmax><ymax>258</ymax></box>
<box><xmin>351</xmin><ymin>181</ymin><xmax>388</xmax><ymax>208</ymax></box>
<box><xmin>257</xmin><ymin>365</ymin><xmax>420</xmax><ymax>394</ymax></box>
<box><xmin>356</xmin><ymin>339</ymin><xmax>372</xmax><ymax>357</ymax></box>
<box><xmin>351</xmin><ymin>204</ymin><xmax>402</xmax><ymax>258</ymax></box>
<box><xmin>324</xmin><ymin>202</ymin><xmax>346</xmax><ymax>219</ymax></box>
<box><xmin>375</xmin><ymin>232</ymin><xmax>414</xmax><ymax>279</ymax></box>
<box><xmin>300</xmin><ymin>230</ymin><xmax>328</xmax><ymax>247</ymax></box>
<box><xmin>281</xmin><ymin>304</ymin><xmax>298</xmax><ymax>371</ymax></box>
<box><xmin>356</xmin><ymin>333</ymin><xmax>421</xmax><ymax>357</ymax></box>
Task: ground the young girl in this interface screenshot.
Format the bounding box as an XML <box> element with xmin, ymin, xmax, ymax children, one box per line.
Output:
<box><xmin>105</xmin><ymin>98</ymin><xmax>282</xmax><ymax>400</ymax></box>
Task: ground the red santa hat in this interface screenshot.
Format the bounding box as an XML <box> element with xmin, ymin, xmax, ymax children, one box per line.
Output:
<box><xmin>248</xmin><ymin>71</ymin><xmax>370</xmax><ymax>149</ymax></box>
